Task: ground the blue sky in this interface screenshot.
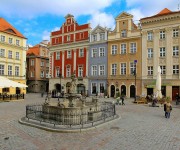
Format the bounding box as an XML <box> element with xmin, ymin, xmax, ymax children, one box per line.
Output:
<box><xmin>0</xmin><ymin>0</ymin><xmax>179</xmax><ymax>46</ymax></box>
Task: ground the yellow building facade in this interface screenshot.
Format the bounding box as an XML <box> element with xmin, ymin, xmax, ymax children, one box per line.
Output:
<box><xmin>0</xmin><ymin>18</ymin><xmax>27</xmax><ymax>94</ymax></box>
<box><xmin>140</xmin><ymin>8</ymin><xmax>180</xmax><ymax>100</ymax></box>
<box><xmin>108</xmin><ymin>12</ymin><xmax>142</xmax><ymax>98</ymax></box>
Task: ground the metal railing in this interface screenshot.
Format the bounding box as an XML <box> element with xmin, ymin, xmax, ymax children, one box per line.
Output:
<box><xmin>26</xmin><ymin>102</ymin><xmax>116</xmax><ymax>129</ymax></box>
<box><xmin>0</xmin><ymin>93</ymin><xmax>24</xmax><ymax>100</ymax></box>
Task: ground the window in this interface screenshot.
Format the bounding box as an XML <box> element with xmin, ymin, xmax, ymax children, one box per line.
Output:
<box><xmin>148</xmin><ymin>48</ymin><xmax>153</xmax><ymax>58</ymax></box>
<box><xmin>173</xmin><ymin>46</ymin><xmax>179</xmax><ymax>56</ymax></box>
<box><xmin>130</xmin><ymin>62</ymin><xmax>136</xmax><ymax>75</ymax></box>
<box><xmin>15</xmin><ymin>52</ymin><xmax>19</xmax><ymax>60</ymax></box>
<box><xmin>173</xmin><ymin>29</ymin><xmax>179</xmax><ymax>37</ymax></box>
<box><xmin>99</xmin><ymin>47</ymin><xmax>105</xmax><ymax>57</ymax></box>
<box><xmin>92</xmin><ymin>83</ymin><xmax>97</xmax><ymax>94</ymax></box>
<box><xmin>31</xmin><ymin>71</ymin><xmax>34</xmax><ymax>77</ymax></box>
<box><xmin>160</xmin><ymin>66</ymin><xmax>166</xmax><ymax>75</ymax></box>
<box><xmin>0</xmin><ymin>49</ymin><xmax>5</xmax><ymax>57</ymax></box>
<box><xmin>148</xmin><ymin>66</ymin><xmax>153</xmax><ymax>75</ymax></box>
<box><xmin>92</xmin><ymin>34</ymin><xmax>97</xmax><ymax>41</ymax></box>
<box><xmin>173</xmin><ymin>65</ymin><xmax>179</xmax><ymax>74</ymax></box>
<box><xmin>100</xmin><ymin>33</ymin><xmax>105</xmax><ymax>40</ymax></box>
<box><xmin>31</xmin><ymin>59</ymin><xmax>34</xmax><ymax>66</ymax></box>
<box><xmin>121</xmin><ymin>30</ymin><xmax>126</xmax><ymax>37</ymax></box>
<box><xmin>56</xmin><ymin>52</ymin><xmax>60</xmax><ymax>60</ymax></box>
<box><xmin>15</xmin><ymin>66</ymin><xmax>19</xmax><ymax>76</ymax></box>
<box><xmin>99</xmin><ymin>65</ymin><xmax>105</xmax><ymax>75</ymax></box>
<box><xmin>0</xmin><ymin>64</ymin><xmax>4</xmax><ymax>75</ymax></box>
<box><xmin>1</xmin><ymin>35</ymin><xmax>5</xmax><ymax>42</ymax></box>
<box><xmin>46</xmin><ymin>71</ymin><xmax>49</xmax><ymax>78</ymax></box>
<box><xmin>160</xmin><ymin>47</ymin><xmax>166</xmax><ymax>57</ymax></box>
<box><xmin>2</xmin><ymin>88</ymin><xmax>9</xmax><ymax>93</ymax></box>
<box><xmin>41</xmin><ymin>71</ymin><xmax>44</xmax><ymax>78</ymax></box>
<box><xmin>8</xmin><ymin>65</ymin><xmax>12</xmax><ymax>76</ymax></box>
<box><xmin>16</xmin><ymin>39</ymin><xmax>20</xmax><ymax>46</ymax></box>
<box><xmin>130</xmin><ymin>43</ymin><xmax>136</xmax><ymax>53</ymax></box>
<box><xmin>56</xmin><ymin>67</ymin><xmax>60</xmax><ymax>77</ymax></box>
<box><xmin>8</xmin><ymin>50</ymin><xmax>12</xmax><ymax>58</ymax></box>
<box><xmin>121</xmin><ymin>63</ymin><xmax>126</xmax><ymax>75</ymax></box>
<box><xmin>99</xmin><ymin>83</ymin><xmax>105</xmax><ymax>93</ymax></box>
<box><xmin>92</xmin><ymin>48</ymin><xmax>97</xmax><ymax>57</ymax></box>
<box><xmin>79</xmin><ymin>49</ymin><xmax>84</xmax><ymax>57</ymax></box>
<box><xmin>67</xmin><ymin>35</ymin><xmax>70</xmax><ymax>41</ymax></box>
<box><xmin>147</xmin><ymin>32</ymin><xmax>153</xmax><ymax>41</ymax></box>
<box><xmin>41</xmin><ymin>61</ymin><xmax>44</xmax><ymax>67</ymax></box>
<box><xmin>78</xmin><ymin>66</ymin><xmax>83</xmax><ymax>77</ymax></box>
<box><xmin>91</xmin><ymin>65</ymin><xmax>97</xmax><ymax>76</ymax></box>
<box><xmin>160</xmin><ymin>31</ymin><xmax>165</xmax><ymax>39</ymax></box>
<box><xmin>67</xmin><ymin>51</ymin><xmax>71</xmax><ymax>58</ymax></box>
<box><xmin>111</xmin><ymin>45</ymin><xmax>117</xmax><ymax>55</ymax></box>
<box><xmin>121</xmin><ymin>44</ymin><xmax>126</xmax><ymax>54</ymax></box>
<box><xmin>111</xmin><ymin>64</ymin><xmax>117</xmax><ymax>75</ymax></box>
<box><xmin>66</xmin><ymin>66</ymin><xmax>71</xmax><ymax>77</ymax></box>
<box><xmin>9</xmin><ymin>38</ymin><xmax>13</xmax><ymax>44</ymax></box>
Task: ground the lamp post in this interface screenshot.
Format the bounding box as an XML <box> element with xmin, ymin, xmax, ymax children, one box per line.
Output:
<box><xmin>58</xmin><ymin>72</ymin><xmax>62</xmax><ymax>101</ymax></box>
<box><xmin>134</xmin><ymin>60</ymin><xmax>137</xmax><ymax>102</ymax></box>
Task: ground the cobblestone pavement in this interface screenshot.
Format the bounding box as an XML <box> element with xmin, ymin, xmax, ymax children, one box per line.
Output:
<box><xmin>0</xmin><ymin>93</ymin><xmax>180</xmax><ymax>150</ymax></box>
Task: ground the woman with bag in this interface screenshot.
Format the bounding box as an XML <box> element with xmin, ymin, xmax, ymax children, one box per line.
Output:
<box><xmin>166</xmin><ymin>101</ymin><xmax>172</xmax><ymax>119</ymax></box>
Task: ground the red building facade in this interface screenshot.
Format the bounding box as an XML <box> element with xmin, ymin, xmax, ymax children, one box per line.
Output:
<box><xmin>49</xmin><ymin>14</ymin><xmax>91</xmax><ymax>95</ymax></box>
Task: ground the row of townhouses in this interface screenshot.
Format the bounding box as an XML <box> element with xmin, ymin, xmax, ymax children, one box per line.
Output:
<box><xmin>0</xmin><ymin>8</ymin><xmax>180</xmax><ymax>100</ymax></box>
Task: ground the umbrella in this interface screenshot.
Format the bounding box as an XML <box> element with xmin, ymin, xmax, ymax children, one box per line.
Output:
<box><xmin>0</xmin><ymin>76</ymin><xmax>28</xmax><ymax>88</ymax></box>
<box><xmin>155</xmin><ymin>66</ymin><xmax>162</xmax><ymax>99</ymax></box>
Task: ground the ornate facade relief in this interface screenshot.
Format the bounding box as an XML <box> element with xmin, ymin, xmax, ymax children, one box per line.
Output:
<box><xmin>173</xmin><ymin>58</ymin><xmax>179</xmax><ymax>63</ymax></box>
<box><xmin>159</xmin><ymin>58</ymin><xmax>166</xmax><ymax>64</ymax></box>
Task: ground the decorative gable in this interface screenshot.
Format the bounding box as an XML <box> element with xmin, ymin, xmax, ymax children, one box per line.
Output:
<box><xmin>115</xmin><ymin>12</ymin><xmax>133</xmax><ymax>20</ymax></box>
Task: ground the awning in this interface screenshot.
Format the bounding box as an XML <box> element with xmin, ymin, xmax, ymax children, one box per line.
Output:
<box><xmin>0</xmin><ymin>76</ymin><xmax>28</xmax><ymax>88</ymax></box>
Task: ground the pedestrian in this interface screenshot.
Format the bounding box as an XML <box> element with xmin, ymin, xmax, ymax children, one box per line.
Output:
<box><xmin>163</xmin><ymin>101</ymin><xmax>167</xmax><ymax>118</ymax></box>
<box><xmin>175</xmin><ymin>93</ymin><xmax>179</xmax><ymax>105</ymax></box>
<box><xmin>166</xmin><ymin>101</ymin><xmax>172</xmax><ymax>119</ymax></box>
<box><xmin>121</xmin><ymin>96</ymin><xmax>125</xmax><ymax>105</ymax></box>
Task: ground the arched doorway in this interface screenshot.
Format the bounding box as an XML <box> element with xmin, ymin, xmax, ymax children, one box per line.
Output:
<box><xmin>110</xmin><ymin>85</ymin><xmax>115</xmax><ymax>97</ymax></box>
<box><xmin>77</xmin><ymin>84</ymin><xmax>85</xmax><ymax>95</ymax></box>
<box><xmin>130</xmin><ymin>85</ymin><xmax>135</xmax><ymax>98</ymax></box>
<box><xmin>55</xmin><ymin>83</ymin><xmax>61</xmax><ymax>92</ymax></box>
<box><xmin>121</xmin><ymin>85</ymin><xmax>126</xmax><ymax>96</ymax></box>
<box><xmin>16</xmin><ymin>87</ymin><xmax>20</xmax><ymax>94</ymax></box>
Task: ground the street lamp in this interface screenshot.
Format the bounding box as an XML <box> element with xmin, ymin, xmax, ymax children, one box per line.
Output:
<box><xmin>134</xmin><ymin>60</ymin><xmax>137</xmax><ymax>102</ymax></box>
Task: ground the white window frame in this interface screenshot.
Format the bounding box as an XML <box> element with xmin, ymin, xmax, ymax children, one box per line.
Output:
<box><xmin>99</xmin><ymin>47</ymin><xmax>105</xmax><ymax>57</ymax></box>
<box><xmin>0</xmin><ymin>64</ymin><xmax>5</xmax><ymax>75</ymax></box>
<box><xmin>111</xmin><ymin>64</ymin><xmax>117</xmax><ymax>75</ymax></box>
<box><xmin>92</xmin><ymin>48</ymin><xmax>97</xmax><ymax>57</ymax></box>
<box><xmin>67</xmin><ymin>51</ymin><xmax>71</xmax><ymax>58</ymax></box>
<box><xmin>148</xmin><ymin>66</ymin><xmax>153</xmax><ymax>75</ymax></box>
<box><xmin>173</xmin><ymin>46</ymin><xmax>179</xmax><ymax>56</ymax></box>
<box><xmin>78</xmin><ymin>66</ymin><xmax>83</xmax><ymax>77</ymax></box>
<box><xmin>0</xmin><ymin>49</ymin><xmax>5</xmax><ymax>57</ymax></box>
<box><xmin>160</xmin><ymin>30</ymin><xmax>165</xmax><ymax>39</ymax></box>
<box><xmin>130</xmin><ymin>43</ymin><xmax>136</xmax><ymax>53</ymax></box>
<box><xmin>40</xmin><ymin>61</ymin><xmax>44</xmax><ymax>67</ymax></box>
<box><xmin>160</xmin><ymin>66</ymin><xmax>166</xmax><ymax>75</ymax></box>
<box><xmin>1</xmin><ymin>35</ymin><xmax>5</xmax><ymax>42</ymax></box>
<box><xmin>121</xmin><ymin>44</ymin><xmax>126</xmax><ymax>54</ymax></box>
<box><xmin>148</xmin><ymin>48</ymin><xmax>153</xmax><ymax>58</ymax></box>
<box><xmin>15</xmin><ymin>52</ymin><xmax>19</xmax><ymax>60</ymax></box>
<box><xmin>147</xmin><ymin>32</ymin><xmax>153</xmax><ymax>41</ymax></box>
<box><xmin>8</xmin><ymin>50</ymin><xmax>12</xmax><ymax>59</ymax></box>
<box><xmin>121</xmin><ymin>29</ymin><xmax>126</xmax><ymax>37</ymax></box>
<box><xmin>56</xmin><ymin>52</ymin><xmax>60</xmax><ymax>60</ymax></box>
<box><xmin>41</xmin><ymin>71</ymin><xmax>44</xmax><ymax>78</ymax></box>
<box><xmin>56</xmin><ymin>67</ymin><xmax>60</xmax><ymax>77</ymax></box>
<box><xmin>15</xmin><ymin>66</ymin><xmax>19</xmax><ymax>76</ymax></box>
<box><xmin>173</xmin><ymin>29</ymin><xmax>179</xmax><ymax>37</ymax></box>
<box><xmin>31</xmin><ymin>71</ymin><xmax>34</xmax><ymax>77</ymax></box>
<box><xmin>99</xmin><ymin>83</ymin><xmax>105</xmax><ymax>93</ymax></box>
<box><xmin>100</xmin><ymin>33</ymin><xmax>105</xmax><ymax>41</ymax></box>
<box><xmin>130</xmin><ymin>62</ymin><xmax>136</xmax><ymax>75</ymax></box>
<box><xmin>92</xmin><ymin>34</ymin><xmax>97</xmax><ymax>41</ymax></box>
<box><xmin>160</xmin><ymin>47</ymin><xmax>166</xmax><ymax>57</ymax></box>
<box><xmin>99</xmin><ymin>65</ymin><xmax>105</xmax><ymax>76</ymax></box>
<box><xmin>16</xmin><ymin>39</ymin><xmax>20</xmax><ymax>46</ymax></box>
<box><xmin>120</xmin><ymin>63</ymin><xmax>126</xmax><ymax>75</ymax></box>
<box><xmin>111</xmin><ymin>45</ymin><xmax>117</xmax><ymax>55</ymax></box>
<box><xmin>8</xmin><ymin>65</ymin><xmax>12</xmax><ymax>76</ymax></box>
<box><xmin>173</xmin><ymin>65</ymin><xmax>179</xmax><ymax>74</ymax></box>
<box><xmin>79</xmin><ymin>49</ymin><xmax>84</xmax><ymax>57</ymax></box>
<box><xmin>67</xmin><ymin>35</ymin><xmax>70</xmax><ymax>41</ymax></box>
<box><xmin>31</xmin><ymin>59</ymin><xmax>34</xmax><ymax>66</ymax></box>
<box><xmin>46</xmin><ymin>71</ymin><xmax>49</xmax><ymax>78</ymax></box>
<box><xmin>91</xmin><ymin>65</ymin><xmax>97</xmax><ymax>76</ymax></box>
<box><xmin>9</xmin><ymin>37</ymin><xmax>13</xmax><ymax>44</ymax></box>
<box><xmin>66</xmin><ymin>65</ymin><xmax>71</xmax><ymax>77</ymax></box>
<box><xmin>91</xmin><ymin>82</ymin><xmax>97</xmax><ymax>94</ymax></box>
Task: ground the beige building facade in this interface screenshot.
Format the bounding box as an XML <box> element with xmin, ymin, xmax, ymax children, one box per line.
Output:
<box><xmin>140</xmin><ymin>8</ymin><xmax>180</xmax><ymax>100</ymax></box>
<box><xmin>108</xmin><ymin>12</ymin><xmax>142</xmax><ymax>98</ymax></box>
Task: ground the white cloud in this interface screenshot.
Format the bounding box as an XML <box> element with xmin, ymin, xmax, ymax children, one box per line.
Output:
<box><xmin>42</xmin><ymin>30</ymin><xmax>50</xmax><ymax>41</ymax></box>
<box><xmin>0</xmin><ymin>0</ymin><xmax>115</xmax><ymax>18</ymax></box>
<box><xmin>88</xmin><ymin>12</ymin><xmax>115</xmax><ymax>29</ymax></box>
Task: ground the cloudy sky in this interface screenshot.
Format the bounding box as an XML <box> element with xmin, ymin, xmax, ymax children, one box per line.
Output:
<box><xmin>0</xmin><ymin>0</ymin><xmax>179</xmax><ymax>46</ymax></box>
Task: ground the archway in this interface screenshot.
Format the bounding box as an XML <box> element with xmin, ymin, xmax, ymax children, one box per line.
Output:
<box><xmin>130</xmin><ymin>85</ymin><xmax>135</xmax><ymax>98</ymax></box>
<box><xmin>110</xmin><ymin>85</ymin><xmax>115</xmax><ymax>97</ymax></box>
<box><xmin>121</xmin><ymin>85</ymin><xmax>126</xmax><ymax>96</ymax></box>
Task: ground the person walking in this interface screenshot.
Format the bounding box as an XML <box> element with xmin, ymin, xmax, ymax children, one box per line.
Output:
<box><xmin>163</xmin><ymin>101</ymin><xmax>167</xmax><ymax>118</ymax></box>
<box><xmin>166</xmin><ymin>101</ymin><xmax>172</xmax><ymax>119</ymax></box>
<box><xmin>121</xmin><ymin>96</ymin><xmax>125</xmax><ymax>105</ymax></box>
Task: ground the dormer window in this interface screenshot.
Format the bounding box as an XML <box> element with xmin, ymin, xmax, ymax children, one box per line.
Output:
<box><xmin>121</xmin><ymin>30</ymin><xmax>126</xmax><ymax>37</ymax></box>
<box><xmin>92</xmin><ymin>34</ymin><xmax>97</xmax><ymax>41</ymax></box>
<box><xmin>100</xmin><ymin>33</ymin><xmax>105</xmax><ymax>41</ymax></box>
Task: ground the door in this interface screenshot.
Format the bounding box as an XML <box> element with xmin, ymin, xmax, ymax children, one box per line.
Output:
<box><xmin>110</xmin><ymin>85</ymin><xmax>115</xmax><ymax>97</ymax></box>
<box><xmin>172</xmin><ymin>86</ymin><xmax>179</xmax><ymax>100</ymax></box>
<box><xmin>147</xmin><ymin>88</ymin><xmax>153</xmax><ymax>96</ymax></box>
<box><xmin>130</xmin><ymin>85</ymin><xmax>135</xmax><ymax>98</ymax></box>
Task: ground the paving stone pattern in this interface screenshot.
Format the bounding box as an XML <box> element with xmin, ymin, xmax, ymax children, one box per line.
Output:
<box><xmin>0</xmin><ymin>94</ymin><xmax>180</xmax><ymax>150</ymax></box>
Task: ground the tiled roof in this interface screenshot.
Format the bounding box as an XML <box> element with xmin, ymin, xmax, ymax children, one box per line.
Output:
<box><xmin>27</xmin><ymin>45</ymin><xmax>40</xmax><ymax>56</ymax></box>
<box><xmin>0</xmin><ymin>18</ymin><xmax>26</xmax><ymax>38</ymax></box>
<box><xmin>140</xmin><ymin>8</ymin><xmax>180</xmax><ymax>20</ymax></box>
